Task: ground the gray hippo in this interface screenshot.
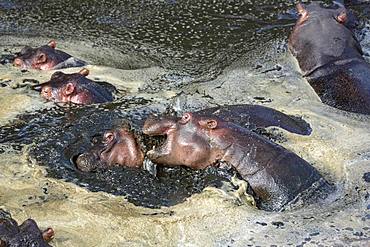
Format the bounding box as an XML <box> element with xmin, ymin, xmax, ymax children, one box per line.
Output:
<box><xmin>289</xmin><ymin>2</ymin><xmax>370</xmax><ymax>114</ymax></box>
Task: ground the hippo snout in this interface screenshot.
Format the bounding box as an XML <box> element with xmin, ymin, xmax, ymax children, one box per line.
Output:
<box><xmin>73</xmin><ymin>153</ymin><xmax>100</xmax><ymax>172</ymax></box>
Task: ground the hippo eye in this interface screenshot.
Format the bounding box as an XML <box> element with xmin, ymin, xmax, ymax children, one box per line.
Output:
<box><xmin>103</xmin><ymin>132</ymin><xmax>114</xmax><ymax>144</ymax></box>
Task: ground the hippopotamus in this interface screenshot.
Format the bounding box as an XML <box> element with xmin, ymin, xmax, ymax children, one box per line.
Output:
<box><xmin>13</xmin><ymin>40</ymin><xmax>85</xmax><ymax>70</ymax></box>
<box><xmin>73</xmin><ymin>104</ymin><xmax>311</xmax><ymax>173</ymax></box>
<box><xmin>33</xmin><ymin>68</ymin><xmax>115</xmax><ymax>105</ymax></box>
<box><xmin>142</xmin><ymin>112</ymin><xmax>326</xmax><ymax>211</ymax></box>
<box><xmin>289</xmin><ymin>2</ymin><xmax>370</xmax><ymax>114</ymax></box>
<box><xmin>0</xmin><ymin>210</ymin><xmax>54</xmax><ymax>247</ymax></box>
<box><xmin>74</xmin><ymin>123</ymin><xmax>144</xmax><ymax>172</ymax></box>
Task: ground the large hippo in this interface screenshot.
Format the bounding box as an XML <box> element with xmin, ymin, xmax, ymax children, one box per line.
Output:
<box><xmin>289</xmin><ymin>2</ymin><xmax>370</xmax><ymax>114</ymax></box>
<box><xmin>74</xmin><ymin>123</ymin><xmax>144</xmax><ymax>172</ymax></box>
<box><xmin>142</xmin><ymin>112</ymin><xmax>326</xmax><ymax>211</ymax></box>
<box><xmin>13</xmin><ymin>40</ymin><xmax>85</xmax><ymax>70</ymax></box>
<box><xmin>0</xmin><ymin>210</ymin><xmax>54</xmax><ymax>247</ymax></box>
<box><xmin>73</xmin><ymin>105</ymin><xmax>312</xmax><ymax>173</ymax></box>
<box><xmin>33</xmin><ymin>68</ymin><xmax>115</xmax><ymax>105</ymax></box>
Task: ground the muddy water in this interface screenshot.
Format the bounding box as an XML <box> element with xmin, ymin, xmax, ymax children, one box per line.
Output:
<box><xmin>1</xmin><ymin>0</ymin><xmax>370</xmax><ymax>246</ymax></box>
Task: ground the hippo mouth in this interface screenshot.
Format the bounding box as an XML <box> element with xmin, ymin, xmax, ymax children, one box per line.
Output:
<box><xmin>71</xmin><ymin>152</ymin><xmax>103</xmax><ymax>172</ymax></box>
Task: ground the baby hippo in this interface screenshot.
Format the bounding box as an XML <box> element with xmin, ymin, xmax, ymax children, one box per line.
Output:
<box><xmin>75</xmin><ymin>125</ymin><xmax>144</xmax><ymax>172</ymax></box>
<box><xmin>0</xmin><ymin>210</ymin><xmax>54</xmax><ymax>247</ymax></box>
<box><xmin>143</xmin><ymin>113</ymin><xmax>325</xmax><ymax>210</ymax></box>
<box><xmin>34</xmin><ymin>68</ymin><xmax>114</xmax><ymax>105</ymax></box>
<box><xmin>13</xmin><ymin>40</ymin><xmax>85</xmax><ymax>70</ymax></box>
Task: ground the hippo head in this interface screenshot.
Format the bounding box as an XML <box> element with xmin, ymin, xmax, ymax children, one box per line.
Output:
<box><xmin>289</xmin><ymin>2</ymin><xmax>362</xmax><ymax>76</ymax></box>
<box><xmin>0</xmin><ymin>216</ymin><xmax>54</xmax><ymax>247</ymax></box>
<box><xmin>13</xmin><ymin>40</ymin><xmax>70</xmax><ymax>70</ymax></box>
<box><xmin>34</xmin><ymin>68</ymin><xmax>113</xmax><ymax>105</ymax></box>
<box><xmin>74</xmin><ymin>126</ymin><xmax>144</xmax><ymax>172</ymax></box>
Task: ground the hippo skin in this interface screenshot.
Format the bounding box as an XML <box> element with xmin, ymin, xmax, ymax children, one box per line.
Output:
<box><xmin>34</xmin><ymin>68</ymin><xmax>114</xmax><ymax>105</ymax></box>
<box><xmin>75</xmin><ymin>124</ymin><xmax>144</xmax><ymax>172</ymax></box>
<box><xmin>0</xmin><ymin>210</ymin><xmax>54</xmax><ymax>247</ymax></box>
<box><xmin>289</xmin><ymin>2</ymin><xmax>370</xmax><ymax>114</ymax></box>
<box><xmin>143</xmin><ymin>112</ymin><xmax>325</xmax><ymax>211</ymax></box>
<box><xmin>13</xmin><ymin>40</ymin><xmax>85</xmax><ymax>70</ymax></box>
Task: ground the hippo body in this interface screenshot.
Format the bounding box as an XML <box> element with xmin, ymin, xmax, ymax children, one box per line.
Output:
<box><xmin>196</xmin><ymin>104</ymin><xmax>312</xmax><ymax>135</ymax></box>
<box><xmin>35</xmin><ymin>68</ymin><xmax>114</xmax><ymax>105</ymax></box>
<box><xmin>289</xmin><ymin>2</ymin><xmax>370</xmax><ymax>114</ymax></box>
<box><xmin>0</xmin><ymin>210</ymin><xmax>54</xmax><ymax>247</ymax></box>
<box><xmin>13</xmin><ymin>40</ymin><xmax>85</xmax><ymax>70</ymax></box>
<box><xmin>143</xmin><ymin>112</ymin><xmax>325</xmax><ymax>210</ymax></box>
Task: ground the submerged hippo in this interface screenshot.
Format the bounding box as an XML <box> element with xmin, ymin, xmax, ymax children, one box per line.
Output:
<box><xmin>75</xmin><ymin>124</ymin><xmax>144</xmax><ymax>172</ymax></box>
<box><xmin>34</xmin><ymin>68</ymin><xmax>115</xmax><ymax>105</ymax></box>
<box><xmin>289</xmin><ymin>2</ymin><xmax>370</xmax><ymax>114</ymax></box>
<box><xmin>13</xmin><ymin>40</ymin><xmax>85</xmax><ymax>70</ymax></box>
<box><xmin>142</xmin><ymin>112</ymin><xmax>326</xmax><ymax>210</ymax></box>
<box><xmin>0</xmin><ymin>210</ymin><xmax>54</xmax><ymax>247</ymax></box>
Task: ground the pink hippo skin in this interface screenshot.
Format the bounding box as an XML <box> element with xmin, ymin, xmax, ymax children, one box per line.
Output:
<box><xmin>143</xmin><ymin>112</ymin><xmax>325</xmax><ymax>210</ymax></box>
<box><xmin>35</xmin><ymin>68</ymin><xmax>114</xmax><ymax>105</ymax></box>
<box><xmin>13</xmin><ymin>40</ymin><xmax>85</xmax><ymax>70</ymax></box>
<box><xmin>75</xmin><ymin>125</ymin><xmax>144</xmax><ymax>172</ymax></box>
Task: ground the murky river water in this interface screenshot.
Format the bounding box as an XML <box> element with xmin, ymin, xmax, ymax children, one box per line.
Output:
<box><xmin>0</xmin><ymin>0</ymin><xmax>369</xmax><ymax>246</ymax></box>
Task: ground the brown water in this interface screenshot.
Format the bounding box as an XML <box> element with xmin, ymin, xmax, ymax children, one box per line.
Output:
<box><xmin>1</xmin><ymin>1</ymin><xmax>370</xmax><ymax>246</ymax></box>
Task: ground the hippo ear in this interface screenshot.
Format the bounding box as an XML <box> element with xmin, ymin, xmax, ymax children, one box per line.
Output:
<box><xmin>296</xmin><ymin>3</ymin><xmax>307</xmax><ymax>16</ymax></box>
<box><xmin>336</xmin><ymin>10</ymin><xmax>347</xmax><ymax>24</ymax></box>
<box><xmin>64</xmin><ymin>83</ymin><xmax>75</xmax><ymax>96</ymax></box>
<box><xmin>179</xmin><ymin>112</ymin><xmax>192</xmax><ymax>124</ymax></box>
<box><xmin>79</xmin><ymin>68</ymin><xmax>89</xmax><ymax>77</ymax></box>
<box><xmin>206</xmin><ymin>120</ymin><xmax>217</xmax><ymax>129</ymax></box>
<box><xmin>48</xmin><ymin>40</ymin><xmax>57</xmax><ymax>49</ymax></box>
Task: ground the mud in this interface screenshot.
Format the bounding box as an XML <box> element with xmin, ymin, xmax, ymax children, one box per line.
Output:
<box><xmin>0</xmin><ymin>0</ymin><xmax>369</xmax><ymax>246</ymax></box>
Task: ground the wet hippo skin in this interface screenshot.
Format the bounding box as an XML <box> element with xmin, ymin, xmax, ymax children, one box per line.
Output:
<box><xmin>0</xmin><ymin>210</ymin><xmax>54</xmax><ymax>247</ymax></box>
<box><xmin>196</xmin><ymin>104</ymin><xmax>312</xmax><ymax>135</ymax></box>
<box><xmin>33</xmin><ymin>68</ymin><xmax>115</xmax><ymax>105</ymax></box>
<box><xmin>289</xmin><ymin>2</ymin><xmax>370</xmax><ymax>114</ymax></box>
<box><xmin>75</xmin><ymin>123</ymin><xmax>144</xmax><ymax>172</ymax></box>
<box><xmin>143</xmin><ymin>112</ymin><xmax>325</xmax><ymax>211</ymax></box>
<box><xmin>13</xmin><ymin>40</ymin><xmax>85</xmax><ymax>70</ymax></box>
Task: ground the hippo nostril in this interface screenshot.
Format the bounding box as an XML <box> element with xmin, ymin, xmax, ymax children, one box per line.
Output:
<box><xmin>70</xmin><ymin>153</ymin><xmax>82</xmax><ymax>168</ymax></box>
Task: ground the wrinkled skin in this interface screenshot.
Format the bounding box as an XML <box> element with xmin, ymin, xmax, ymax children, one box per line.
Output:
<box><xmin>34</xmin><ymin>68</ymin><xmax>114</xmax><ymax>105</ymax></box>
<box><xmin>196</xmin><ymin>104</ymin><xmax>312</xmax><ymax>135</ymax></box>
<box><xmin>143</xmin><ymin>112</ymin><xmax>325</xmax><ymax>210</ymax></box>
<box><xmin>289</xmin><ymin>2</ymin><xmax>370</xmax><ymax>114</ymax></box>
<box><xmin>0</xmin><ymin>210</ymin><xmax>54</xmax><ymax>247</ymax></box>
<box><xmin>13</xmin><ymin>40</ymin><xmax>85</xmax><ymax>70</ymax></box>
<box><xmin>75</xmin><ymin>126</ymin><xmax>144</xmax><ymax>172</ymax></box>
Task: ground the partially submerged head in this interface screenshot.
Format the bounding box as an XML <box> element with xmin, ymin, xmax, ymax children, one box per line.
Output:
<box><xmin>13</xmin><ymin>40</ymin><xmax>71</xmax><ymax>70</ymax></box>
<box><xmin>289</xmin><ymin>2</ymin><xmax>361</xmax><ymax>76</ymax></box>
<box><xmin>0</xmin><ymin>212</ymin><xmax>54</xmax><ymax>247</ymax></box>
<box><xmin>35</xmin><ymin>68</ymin><xmax>114</xmax><ymax>105</ymax></box>
<box><xmin>74</xmin><ymin>125</ymin><xmax>144</xmax><ymax>172</ymax></box>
